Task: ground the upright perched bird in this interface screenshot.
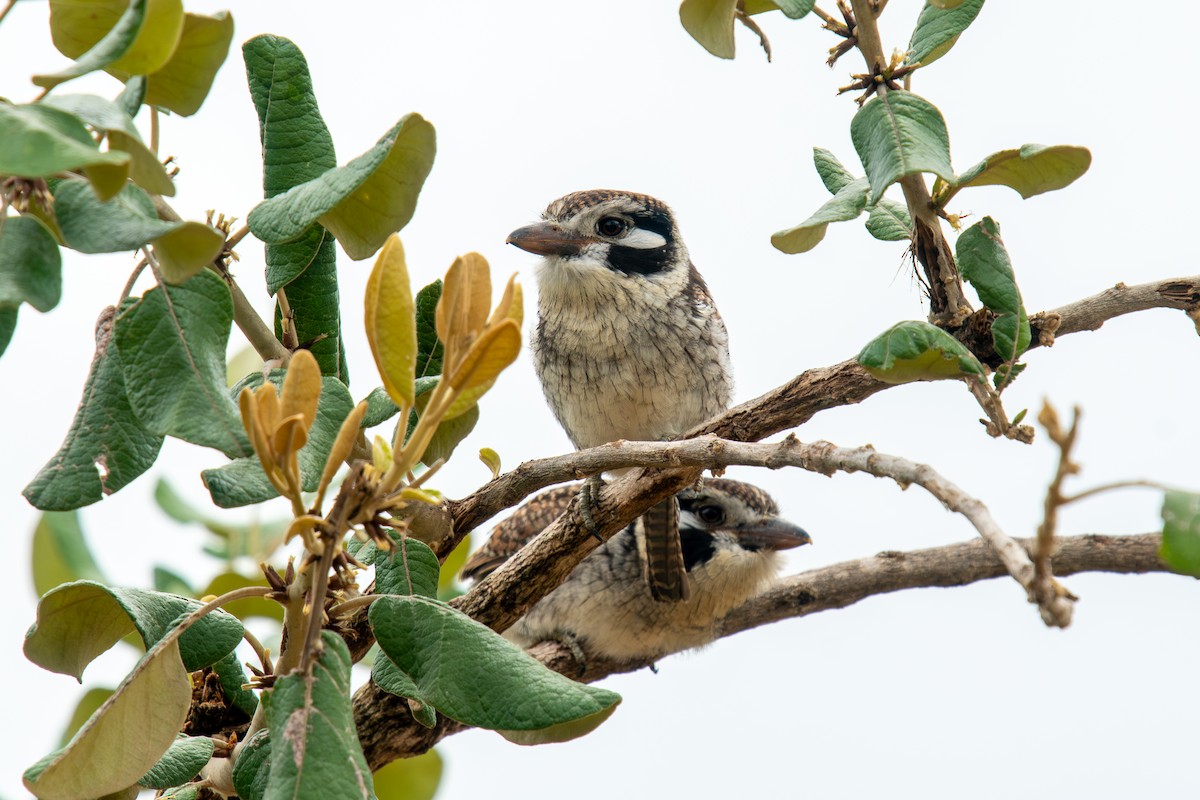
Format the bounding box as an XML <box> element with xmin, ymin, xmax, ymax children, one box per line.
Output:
<box><xmin>507</xmin><ymin>190</ymin><xmax>733</xmax><ymax>601</ymax></box>
<box><xmin>461</xmin><ymin>479</ymin><xmax>811</xmax><ymax>662</ymax></box>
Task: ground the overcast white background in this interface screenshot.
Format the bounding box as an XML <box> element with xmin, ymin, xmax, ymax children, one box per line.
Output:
<box><xmin>2</xmin><ymin>2</ymin><xmax>1197</xmax><ymax>798</ymax></box>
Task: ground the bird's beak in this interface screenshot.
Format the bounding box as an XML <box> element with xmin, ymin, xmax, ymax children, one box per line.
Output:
<box><xmin>733</xmin><ymin>519</ymin><xmax>812</xmax><ymax>552</ymax></box>
<box><xmin>506</xmin><ymin>222</ymin><xmax>589</xmax><ymax>257</ymax></box>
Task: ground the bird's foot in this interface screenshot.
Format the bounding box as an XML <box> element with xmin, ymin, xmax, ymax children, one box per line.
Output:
<box><xmin>553</xmin><ymin>632</ymin><xmax>589</xmax><ymax>678</ymax></box>
<box><xmin>579</xmin><ymin>475</ymin><xmax>605</xmax><ymax>544</ymax></box>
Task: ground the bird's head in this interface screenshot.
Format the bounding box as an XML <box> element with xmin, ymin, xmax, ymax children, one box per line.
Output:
<box><xmin>677</xmin><ymin>478</ymin><xmax>811</xmax><ymax>571</ymax></box>
<box><xmin>507</xmin><ymin>190</ymin><xmax>692</xmax><ymax>297</ymax></box>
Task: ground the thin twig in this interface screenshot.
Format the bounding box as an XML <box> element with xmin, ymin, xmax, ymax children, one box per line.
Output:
<box><xmin>1062</xmin><ymin>479</ymin><xmax>1171</xmax><ymax>505</ymax></box>
<box><xmin>299</xmin><ymin>540</ymin><xmax>339</xmax><ymax>671</ymax></box>
<box><xmin>150</xmin><ymin>107</ymin><xmax>160</xmax><ymax>157</ymax></box>
<box><xmin>811</xmin><ymin>4</ymin><xmax>842</xmax><ymax>27</ymax></box>
<box><xmin>329</xmin><ymin>594</ymin><xmax>383</xmax><ymax>618</ymax></box>
<box><xmin>1032</xmin><ymin>401</ymin><xmax>1081</xmax><ymax>621</ymax></box>
<box><xmin>118</xmin><ymin>258</ymin><xmax>149</xmax><ymax>303</ymax></box>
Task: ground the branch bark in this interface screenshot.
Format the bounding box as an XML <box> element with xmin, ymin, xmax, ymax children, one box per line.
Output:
<box><xmin>354</xmin><ymin>532</ymin><xmax>1176</xmax><ymax>769</ymax></box>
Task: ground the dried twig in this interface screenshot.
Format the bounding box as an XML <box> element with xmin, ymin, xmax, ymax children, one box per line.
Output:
<box><xmin>1032</xmin><ymin>401</ymin><xmax>1081</xmax><ymax>624</ymax></box>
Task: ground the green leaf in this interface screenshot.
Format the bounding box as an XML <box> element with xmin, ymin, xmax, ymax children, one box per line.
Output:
<box><xmin>24</xmin><ymin>581</ymin><xmax>243</xmax><ymax>679</ymax></box>
<box><xmin>202</xmin><ymin>372</ymin><xmax>354</xmax><ymax>507</ymax></box>
<box><xmin>115</xmin><ymin>75</ymin><xmax>147</xmax><ymax>117</ymax></box>
<box><xmin>152</xmin><ymin>566</ymin><xmax>193</xmax><ymax>596</ymax></box>
<box><xmin>54</xmin><ymin>181</ymin><xmax>223</xmax><ymax>280</ymax></box>
<box><xmin>0</xmin><ymin>306</ymin><xmax>17</xmax><ymax>357</ymax></box>
<box><xmin>907</xmin><ymin>0</ymin><xmax>985</xmax><ymax>67</ymax></box>
<box><xmin>956</xmin><ymin>217</ymin><xmax>1029</xmax><ymax>362</ymax></box>
<box><xmin>58</xmin><ymin>686</ymin><xmax>115</xmax><ymax>747</ymax></box>
<box><xmin>415</xmin><ymin>280</ymin><xmax>444</xmax><ymax>378</ymax></box>
<box><xmin>159</xmin><ymin>785</ymin><xmax>202</xmax><ymax>800</ymax></box>
<box><xmin>372</xmin><ymin>749</ymin><xmax>442</xmax><ymax>800</ymax></box>
<box><xmin>857</xmin><ymin>320</ymin><xmax>985</xmax><ymax>383</ymax></box>
<box><xmin>114</xmin><ymin>271</ymin><xmax>250</xmax><ymax>458</ymax></box>
<box><xmin>200</xmin><ymin>572</ymin><xmax>282</xmax><ymax>623</ymax></box>
<box><xmin>371</xmin><ymin>656</ymin><xmax>436</xmax><ymax>728</ymax></box>
<box><xmin>39</xmin><ymin>94</ymin><xmax>141</xmax><ymax>138</ymax></box>
<box><xmin>679</xmin><ymin>0</ymin><xmax>738</xmax><ymax>59</ymax></box>
<box><xmin>231</xmin><ymin>730</ymin><xmax>271</xmax><ymax>800</ymax></box>
<box><xmin>943</xmin><ymin>144</ymin><xmax>1091</xmax><ymax>202</ymax></box>
<box><xmin>210</xmin><ymin>649</ymin><xmax>259</xmax><ymax>717</ymax></box>
<box><xmin>374</xmin><ymin>535</ymin><xmax>440</xmax><ymax>599</ymax></box>
<box><xmin>243</xmin><ymin>34</ymin><xmax>335</xmax><ymax>290</ymax></box>
<box><xmin>242</xmin><ymin>35</ymin><xmax>347</xmax><ymax>378</ymax></box>
<box><xmin>771</xmin><ymin>0</ymin><xmax>815</xmax><ymax>19</ymax></box>
<box><xmin>770</xmin><ymin>178</ymin><xmax>869</xmax><ymax>254</ymax></box>
<box><xmin>864</xmin><ymin>197</ymin><xmax>913</xmax><ymax>241</ymax></box>
<box><xmin>24</xmin><ymin>305</ymin><xmax>165</xmax><ymax>511</ymax></box>
<box><xmin>1161</xmin><ymin>491</ymin><xmax>1200</xmax><ymax>577</ymax></box>
<box><xmin>262</xmin><ymin>632</ymin><xmax>375</xmax><ymax>800</ymax></box>
<box><xmin>420</xmin><ymin>402</ymin><xmax>479</xmax><ymax>465</ymax></box>
<box><xmin>0</xmin><ymin>104</ymin><xmax>130</xmax><ymax>200</ymax></box>
<box><xmin>851</xmin><ymin>91</ymin><xmax>955</xmax><ymax>205</ymax></box>
<box><xmin>137</xmin><ymin>11</ymin><xmax>235</xmax><ymax>116</ymax></box>
<box><xmin>24</xmin><ymin>637</ymin><xmax>192</xmax><ymax>800</ymax></box>
<box><xmin>812</xmin><ymin>147</ymin><xmax>855</xmax><ymax>194</ymax></box>
<box><xmin>154</xmin><ymin>478</ymin><xmax>288</xmax><ymax>562</ymax></box>
<box><xmin>438</xmin><ymin>534</ymin><xmax>472</xmax><ymax>601</ymax></box>
<box><xmin>248</xmin><ymin>114</ymin><xmax>437</xmax><ymax>261</ymax></box>
<box><xmin>139</xmin><ymin>736</ymin><xmax>214</xmax><ymax>789</ymax></box>
<box><xmin>369</xmin><ymin>595</ymin><xmax>621</xmax><ymax>740</ymax></box>
<box><xmin>0</xmin><ymin>215</ymin><xmax>62</xmax><ymax>312</ymax></box>
<box><xmin>32</xmin><ymin>511</ymin><xmax>107</xmax><ymax>597</ymax></box>
<box><xmin>38</xmin><ymin>0</ymin><xmax>184</xmax><ymax>90</ymax></box>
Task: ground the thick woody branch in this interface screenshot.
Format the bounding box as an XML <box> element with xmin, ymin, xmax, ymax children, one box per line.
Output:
<box><xmin>354</xmin><ymin>532</ymin><xmax>1174</xmax><ymax>769</ymax></box>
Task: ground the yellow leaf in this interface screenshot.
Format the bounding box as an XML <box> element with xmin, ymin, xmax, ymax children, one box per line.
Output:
<box><xmin>365</xmin><ymin>235</ymin><xmax>417</xmax><ymax>407</ymax></box>
<box><xmin>280</xmin><ymin>349</ymin><xmax>321</xmax><ymax>432</ymax></box>
<box><xmin>109</xmin><ymin>0</ymin><xmax>185</xmax><ymax>75</ymax></box>
<box><xmin>447</xmin><ymin>319</ymin><xmax>521</xmax><ymax>392</ymax></box>
<box><xmin>436</xmin><ymin>252</ymin><xmax>491</xmax><ymax>367</ymax></box>
<box><xmin>487</xmin><ymin>274</ymin><xmax>523</xmax><ymax>329</ymax></box>
<box><xmin>399</xmin><ymin>487</ymin><xmax>441</xmax><ymax>505</ymax></box>
<box><xmin>478</xmin><ymin>448</ymin><xmax>501</xmax><ymax>479</ymax></box>
<box><xmin>270</xmin><ymin>414</ymin><xmax>309</xmax><ymax>465</ymax></box>
<box><xmin>239</xmin><ymin>387</ymin><xmax>273</xmax><ymax>467</ymax></box>
<box><xmin>373</xmin><ymin>434</ymin><xmax>393</xmax><ymax>473</ymax></box>
<box><xmin>254</xmin><ymin>382</ymin><xmax>280</xmax><ymax>432</ymax></box>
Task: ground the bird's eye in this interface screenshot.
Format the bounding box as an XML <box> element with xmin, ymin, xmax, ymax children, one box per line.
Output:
<box><xmin>596</xmin><ymin>217</ymin><xmax>627</xmax><ymax>237</ymax></box>
<box><xmin>696</xmin><ymin>505</ymin><xmax>725</xmax><ymax>525</ymax></box>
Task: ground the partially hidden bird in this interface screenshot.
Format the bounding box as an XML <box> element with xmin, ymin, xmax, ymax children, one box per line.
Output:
<box><xmin>461</xmin><ymin>479</ymin><xmax>811</xmax><ymax>662</ymax></box>
<box><xmin>507</xmin><ymin>189</ymin><xmax>733</xmax><ymax>601</ymax></box>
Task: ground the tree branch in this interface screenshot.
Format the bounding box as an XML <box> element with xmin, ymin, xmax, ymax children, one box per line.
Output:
<box><xmin>353</xmin><ymin>531</ymin><xmax>1176</xmax><ymax>769</ymax></box>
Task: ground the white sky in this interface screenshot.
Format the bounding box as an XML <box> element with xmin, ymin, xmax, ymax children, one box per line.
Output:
<box><xmin>2</xmin><ymin>2</ymin><xmax>1198</xmax><ymax>798</ymax></box>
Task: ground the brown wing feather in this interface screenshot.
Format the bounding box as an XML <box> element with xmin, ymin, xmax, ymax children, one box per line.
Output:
<box><xmin>459</xmin><ymin>484</ymin><xmax>580</xmax><ymax>582</ymax></box>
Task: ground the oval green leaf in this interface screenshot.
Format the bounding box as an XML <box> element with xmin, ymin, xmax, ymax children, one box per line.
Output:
<box><xmin>138</xmin><ymin>736</ymin><xmax>214</xmax><ymax>789</ymax></box>
<box><xmin>248</xmin><ymin>114</ymin><xmax>437</xmax><ymax>261</ymax></box>
<box><xmin>1161</xmin><ymin>491</ymin><xmax>1200</xmax><ymax>577</ymax></box>
<box><xmin>948</xmin><ymin>144</ymin><xmax>1091</xmax><ymax>201</ymax></box>
<box><xmin>857</xmin><ymin>320</ymin><xmax>985</xmax><ymax>384</ymax></box>
<box><xmin>369</xmin><ymin>594</ymin><xmax>621</xmax><ymax>739</ymax></box>
<box><xmin>0</xmin><ymin>215</ymin><xmax>62</xmax><ymax>312</ymax></box>
<box><xmin>32</xmin><ymin>511</ymin><xmax>107</xmax><ymax>597</ymax></box>
<box><xmin>365</xmin><ymin>235</ymin><xmax>417</xmax><ymax>407</ymax></box>
<box><xmin>850</xmin><ymin>91</ymin><xmax>955</xmax><ymax>205</ymax></box>
<box><xmin>906</xmin><ymin>0</ymin><xmax>984</xmax><ymax>67</ymax></box>
<box><xmin>679</xmin><ymin>0</ymin><xmax>738</xmax><ymax>59</ymax></box>
<box><xmin>0</xmin><ymin>104</ymin><xmax>130</xmax><ymax>199</ymax></box>
<box><xmin>956</xmin><ymin>216</ymin><xmax>1029</xmax><ymax>362</ymax></box>
<box><xmin>771</xmin><ymin>177</ymin><xmax>870</xmax><ymax>254</ymax></box>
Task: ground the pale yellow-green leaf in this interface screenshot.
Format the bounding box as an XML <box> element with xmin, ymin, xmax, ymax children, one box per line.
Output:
<box><xmin>59</xmin><ymin>688</ymin><xmax>115</xmax><ymax>747</ymax></box>
<box><xmin>487</xmin><ymin>274</ymin><xmax>523</xmax><ymax>329</ymax></box>
<box><xmin>81</xmin><ymin>160</ymin><xmax>131</xmax><ymax>202</ymax></box>
<box><xmin>106</xmin><ymin>129</ymin><xmax>175</xmax><ymax>197</ymax></box>
<box><xmin>372</xmin><ymin>749</ymin><xmax>443</xmax><ymax>800</ymax></box>
<box><xmin>152</xmin><ymin>221</ymin><xmax>223</xmax><ymax>284</ymax></box>
<box><xmin>107</xmin><ymin>0</ymin><xmax>184</xmax><ymax>75</ymax></box>
<box><xmin>365</xmin><ymin>235</ymin><xmax>417</xmax><ymax>408</ymax></box>
<box><xmin>478</xmin><ymin>448</ymin><xmax>501</xmax><ymax>479</ymax></box>
<box><xmin>498</xmin><ymin>702</ymin><xmax>621</xmax><ymax>745</ymax></box>
<box><xmin>447</xmin><ymin>320</ymin><xmax>521</xmax><ymax>393</ymax></box>
<box><xmin>226</xmin><ymin>344</ymin><xmax>261</xmax><ymax>388</ymax></box>
<box><xmin>372</xmin><ymin>434</ymin><xmax>392</xmax><ymax>473</ymax></box>
<box><xmin>138</xmin><ymin>11</ymin><xmax>234</xmax><ymax>116</ymax></box>
<box><xmin>24</xmin><ymin>640</ymin><xmax>191</xmax><ymax>800</ymax></box>
<box><xmin>280</xmin><ymin>349</ymin><xmax>322</xmax><ymax>432</ymax></box>
<box><xmin>679</xmin><ymin>0</ymin><xmax>738</xmax><ymax>59</ymax></box>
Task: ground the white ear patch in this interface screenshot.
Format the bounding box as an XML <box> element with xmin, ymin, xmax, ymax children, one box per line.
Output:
<box><xmin>622</xmin><ymin>228</ymin><xmax>668</xmax><ymax>250</ymax></box>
